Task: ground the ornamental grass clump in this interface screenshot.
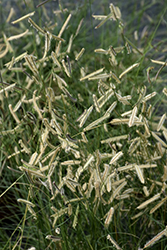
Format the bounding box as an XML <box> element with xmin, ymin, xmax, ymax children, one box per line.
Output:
<box><xmin>0</xmin><ymin>1</ymin><xmax>167</xmax><ymax>249</ymax></box>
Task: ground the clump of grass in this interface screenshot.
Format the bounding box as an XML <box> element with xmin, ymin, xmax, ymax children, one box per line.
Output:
<box><xmin>1</xmin><ymin>1</ymin><xmax>167</xmax><ymax>249</ymax></box>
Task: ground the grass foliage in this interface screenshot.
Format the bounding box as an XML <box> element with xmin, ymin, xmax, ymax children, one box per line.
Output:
<box><xmin>1</xmin><ymin>0</ymin><xmax>167</xmax><ymax>249</ymax></box>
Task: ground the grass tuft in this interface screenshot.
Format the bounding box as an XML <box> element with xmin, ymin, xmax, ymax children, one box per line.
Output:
<box><xmin>1</xmin><ymin>0</ymin><xmax>167</xmax><ymax>249</ymax></box>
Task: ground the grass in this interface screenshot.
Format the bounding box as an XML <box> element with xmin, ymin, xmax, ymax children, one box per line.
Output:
<box><xmin>1</xmin><ymin>0</ymin><xmax>167</xmax><ymax>249</ymax></box>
